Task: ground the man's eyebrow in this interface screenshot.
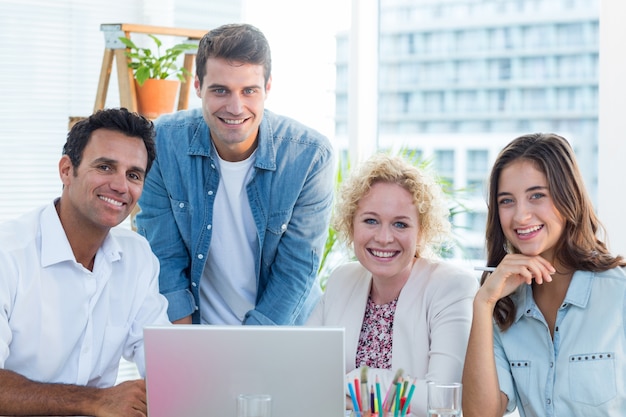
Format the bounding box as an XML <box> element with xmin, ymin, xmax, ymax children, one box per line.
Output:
<box><xmin>92</xmin><ymin>157</ymin><xmax>146</xmax><ymax>176</ymax></box>
<box><xmin>206</xmin><ymin>83</ymin><xmax>263</xmax><ymax>90</ymax></box>
<box><xmin>91</xmin><ymin>157</ymin><xmax>116</xmax><ymax>166</ymax></box>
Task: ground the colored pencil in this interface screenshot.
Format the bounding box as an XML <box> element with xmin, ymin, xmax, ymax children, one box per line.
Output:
<box><xmin>354</xmin><ymin>377</ymin><xmax>362</xmax><ymax>411</ymax></box>
<box><xmin>394</xmin><ymin>378</ymin><xmax>402</xmax><ymax>417</ymax></box>
<box><xmin>400</xmin><ymin>378</ymin><xmax>417</xmax><ymax>417</ymax></box>
<box><xmin>375</xmin><ymin>376</ymin><xmax>383</xmax><ymax>415</ymax></box>
<box><xmin>348</xmin><ymin>380</ymin><xmax>361</xmax><ymax>413</ymax></box>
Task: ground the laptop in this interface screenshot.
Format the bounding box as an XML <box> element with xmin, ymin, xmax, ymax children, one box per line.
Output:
<box><xmin>144</xmin><ymin>325</ymin><xmax>346</xmax><ymax>417</ymax></box>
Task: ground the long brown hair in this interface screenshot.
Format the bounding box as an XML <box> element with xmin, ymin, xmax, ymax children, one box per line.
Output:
<box><xmin>485</xmin><ymin>133</ymin><xmax>625</xmax><ymax>330</ymax></box>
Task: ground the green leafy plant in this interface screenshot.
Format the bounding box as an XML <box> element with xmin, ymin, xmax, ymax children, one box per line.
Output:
<box><xmin>119</xmin><ymin>34</ymin><xmax>197</xmax><ymax>86</ymax></box>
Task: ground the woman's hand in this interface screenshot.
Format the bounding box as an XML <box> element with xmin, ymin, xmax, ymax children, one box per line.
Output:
<box><xmin>477</xmin><ymin>254</ymin><xmax>555</xmax><ymax>306</ymax></box>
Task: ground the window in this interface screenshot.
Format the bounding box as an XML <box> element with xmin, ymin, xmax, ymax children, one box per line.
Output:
<box><xmin>467</xmin><ymin>150</ymin><xmax>489</xmax><ymax>175</ymax></box>
<box><xmin>498</xmin><ymin>58</ymin><xmax>512</xmax><ymax>80</ymax></box>
<box><xmin>467</xmin><ymin>212</ymin><xmax>488</xmax><ymax>233</ymax></box>
<box><xmin>1</xmin><ymin>0</ymin><xmax>346</xmax><ymax>224</ymax></box>
<box><xmin>521</xmin><ymin>88</ymin><xmax>548</xmax><ymax>111</ymax></box>
<box><xmin>4</xmin><ymin>0</ymin><xmax>606</xmax><ymax>271</ymax></box>
<box><xmin>520</xmin><ymin>57</ymin><xmax>547</xmax><ymax>79</ymax></box>
<box><xmin>434</xmin><ymin>150</ymin><xmax>455</xmax><ymax>174</ymax></box>
<box><xmin>556</xmin><ymin>23</ymin><xmax>584</xmax><ymax>46</ymax></box>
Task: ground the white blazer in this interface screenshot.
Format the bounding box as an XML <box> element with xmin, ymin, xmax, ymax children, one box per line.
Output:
<box><xmin>307</xmin><ymin>257</ymin><xmax>478</xmax><ymax>416</ymax></box>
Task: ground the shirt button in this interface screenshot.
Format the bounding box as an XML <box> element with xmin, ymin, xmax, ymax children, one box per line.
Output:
<box><xmin>211</xmin><ymin>164</ymin><xmax>216</xmax><ymax>169</ymax></box>
<box><xmin>281</xmin><ymin>224</ymin><xmax>287</xmax><ymax>231</ymax></box>
<box><xmin>550</xmin><ymin>362</ymin><xmax>554</xmax><ymax>368</ymax></box>
<box><xmin>195</xmin><ymin>306</ymin><xmax>199</xmax><ymax>311</ymax></box>
<box><xmin>546</xmin><ymin>399</ymin><xmax>551</xmax><ymax>405</ymax></box>
<box><xmin>197</xmin><ymin>254</ymin><xmax>204</xmax><ymax>259</ymax></box>
<box><xmin>208</xmin><ymin>190</ymin><xmax>214</xmax><ymax>196</ymax></box>
<box><xmin>207</xmin><ymin>224</ymin><xmax>212</xmax><ymax>230</ymax></box>
<box><xmin>191</xmin><ymin>282</ymin><xmax>197</xmax><ymax>287</ymax></box>
<box><xmin>179</xmin><ymin>202</ymin><xmax>185</xmax><ymax>208</ymax></box>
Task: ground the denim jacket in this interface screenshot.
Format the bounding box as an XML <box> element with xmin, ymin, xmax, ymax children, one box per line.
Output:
<box><xmin>136</xmin><ymin>108</ymin><xmax>334</xmax><ymax>325</ymax></box>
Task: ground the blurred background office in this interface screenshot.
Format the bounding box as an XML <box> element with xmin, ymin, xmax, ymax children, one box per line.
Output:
<box><xmin>1</xmin><ymin>1</ymin><xmax>625</xmax><ymax>408</ymax></box>
<box><xmin>2</xmin><ymin>0</ymin><xmax>624</xmax><ymax>262</ymax></box>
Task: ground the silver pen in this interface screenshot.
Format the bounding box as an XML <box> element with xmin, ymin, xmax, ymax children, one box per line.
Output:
<box><xmin>474</xmin><ymin>266</ymin><xmax>497</xmax><ymax>272</ymax></box>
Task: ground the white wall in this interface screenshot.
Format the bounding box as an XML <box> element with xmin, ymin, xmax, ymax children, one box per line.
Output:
<box><xmin>0</xmin><ymin>0</ymin><xmax>349</xmax><ymax>224</ymax></box>
<box><xmin>598</xmin><ymin>0</ymin><xmax>626</xmax><ymax>256</ymax></box>
<box><xmin>0</xmin><ymin>0</ymin><xmax>236</xmax><ymax>224</ymax></box>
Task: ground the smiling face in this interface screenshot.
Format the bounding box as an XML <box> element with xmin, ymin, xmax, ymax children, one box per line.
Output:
<box><xmin>497</xmin><ymin>159</ymin><xmax>566</xmax><ymax>262</ymax></box>
<box><xmin>195</xmin><ymin>57</ymin><xmax>271</xmax><ymax>162</ymax></box>
<box><xmin>59</xmin><ymin>128</ymin><xmax>148</xmax><ymax>233</ymax></box>
<box><xmin>352</xmin><ymin>182</ymin><xmax>419</xmax><ymax>284</ymax></box>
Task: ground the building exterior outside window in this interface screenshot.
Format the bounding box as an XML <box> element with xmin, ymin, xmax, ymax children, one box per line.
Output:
<box><xmin>335</xmin><ymin>0</ymin><xmax>599</xmax><ymax>262</ymax></box>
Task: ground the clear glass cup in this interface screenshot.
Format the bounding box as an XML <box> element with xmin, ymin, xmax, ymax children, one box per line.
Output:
<box><xmin>236</xmin><ymin>393</ymin><xmax>272</xmax><ymax>417</ymax></box>
<box><xmin>426</xmin><ymin>381</ymin><xmax>462</xmax><ymax>417</ymax></box>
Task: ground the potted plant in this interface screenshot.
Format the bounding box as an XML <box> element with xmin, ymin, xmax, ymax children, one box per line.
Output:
<box><xmin>119</xmin><ymin>34</ymin><xmax>197</xmax><ymax>119</ymax></box>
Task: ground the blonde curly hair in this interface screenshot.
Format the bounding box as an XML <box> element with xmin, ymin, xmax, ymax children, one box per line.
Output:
<box><xmin>333</xmin><ymin>153</ymin><xmax>452</xmax><ymax>258</ymax></box>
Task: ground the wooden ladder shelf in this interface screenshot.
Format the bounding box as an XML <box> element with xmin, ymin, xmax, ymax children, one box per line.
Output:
<box><xmin>94</xmin><ymin>23</ymin><xmax>207</xmax><ymax>115</ymax></box>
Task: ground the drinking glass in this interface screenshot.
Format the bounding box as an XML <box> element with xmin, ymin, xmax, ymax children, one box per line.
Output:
<box><xmin>426</xmin><ymin>381</ymin><xmax>461</xmax><ymax>417</ymax></box>
<box><xmin>236</xmin><ymin>393</ymin><xmax>272</xmax><ymax>417</ymax></box>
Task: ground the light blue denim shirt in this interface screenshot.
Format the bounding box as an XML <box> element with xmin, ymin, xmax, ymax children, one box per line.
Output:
<box><xmin>494</xmin><ymin>267</ymin><xmax>626</xmax><ymax>416</ymax></box>
<box><xmin>136</xmin><ymin>108</ymin><xmax>334</xmax><ymax>325</ymax></box>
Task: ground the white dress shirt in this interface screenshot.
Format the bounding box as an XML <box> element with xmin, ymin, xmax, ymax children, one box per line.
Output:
<box><xmin>0</xmin><ymin>201</ymin><xmax>170</xmax><ymax>387</ymax></box>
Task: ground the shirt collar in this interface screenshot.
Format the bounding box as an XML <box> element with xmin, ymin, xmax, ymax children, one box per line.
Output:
<box><xmin>40</xmin><ymin>200</ymin><xmax>75</xmax><ymax>267</ymax></box>
<box><xmin>254</xmin><ymin>110</ymin><xmax>277</xmax><ymax>171</ymax></box>
<box><xmin>40</xmin><ymin>199</ymin><xmax>122</xmax><ymax>267</ymax></box>
<box><xmin>513</xmin><ymin>269</ymin><xmax>593</xmax><ymax>322</ymax></box>
<box><xmin>562</xmin><ymin>270</ymin><xmax>594</xmax><ymax>308</ymax></box>
<box><xmin>201</xmin><ymin>109</ymin><xmax>277</xmax><ymax>172</ymax></box>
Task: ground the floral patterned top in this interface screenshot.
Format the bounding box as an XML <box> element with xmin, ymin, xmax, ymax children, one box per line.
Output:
<box><xmin>355</xmin><ymin>295</ymin><xmax>398</xmax><ymax>369</ymax></box>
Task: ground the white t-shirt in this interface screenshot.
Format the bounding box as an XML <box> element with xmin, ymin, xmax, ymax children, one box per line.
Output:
<box><xmin>200</xmin><ymin>150</ymin><xmax>258</xmax><ymax>324</ymax></box>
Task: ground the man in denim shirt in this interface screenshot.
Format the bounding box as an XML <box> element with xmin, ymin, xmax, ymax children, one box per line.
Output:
<box><xmin>136</xmin><ymin>23</ymin><xmax>334</xmax><ymax>326</ymax></box>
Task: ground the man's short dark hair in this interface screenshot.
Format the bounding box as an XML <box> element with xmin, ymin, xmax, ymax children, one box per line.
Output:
<box><xmin>63</xmin><ymin>108</ymin><xmax>156</xmax><ymax>174</ymax></box>
<box><xmin>196</xmin><ymin>23</ymin><xmax>272</xmax><ymax>87</ymax></box>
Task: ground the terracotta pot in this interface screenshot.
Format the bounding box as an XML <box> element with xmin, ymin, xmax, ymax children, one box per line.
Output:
<box><xmin>134</xmin><ymin>78</ymin><xmax>181</xmax><ymax>119</ymax></box>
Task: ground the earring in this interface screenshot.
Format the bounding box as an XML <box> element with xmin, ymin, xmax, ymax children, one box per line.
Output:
<box><xmin>503</xmin><ymin>241</ymin><xmax>514</xmax><ymax>254</ymax></box>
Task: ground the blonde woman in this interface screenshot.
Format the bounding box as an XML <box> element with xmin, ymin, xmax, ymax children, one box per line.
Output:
<box><xmin>308</xmin><ymin>153</ymin><xmax>478</xmax><ymax>416</ymax></box>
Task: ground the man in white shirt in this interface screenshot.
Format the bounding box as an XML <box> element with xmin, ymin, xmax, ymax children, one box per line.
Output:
<box><xmin>0</xmin><ymin>108</ymin><xmax>170</xmax><ymax>417</ymax></box>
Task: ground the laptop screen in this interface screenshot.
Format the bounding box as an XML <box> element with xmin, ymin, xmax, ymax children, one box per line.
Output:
<box><xmin>144</xmin><ymin>325</ymin><xmax>346</xmax><ymax>417</ymax></box>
